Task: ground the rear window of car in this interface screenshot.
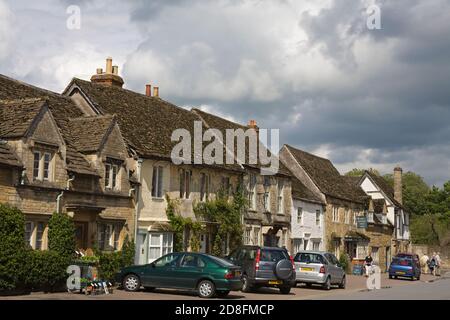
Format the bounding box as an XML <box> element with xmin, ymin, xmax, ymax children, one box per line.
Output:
<box><xmin>207</xmin><ymin>255</ymin><xmax>235</xmax><ymax>267</ymax></box>
<box><xmin>392</xmin><ymin>258</ymin><xmax>412</xmax><ymax>266</ymax></box>
<box><xmin>260</xmin><ymin>249</ymin><xmax>289</xmax><ymax>262</ymax></box>
<box><xmin>295</xmin><ymin>253</ymin><xmax>325</xmax><ymax>264</ymax></box>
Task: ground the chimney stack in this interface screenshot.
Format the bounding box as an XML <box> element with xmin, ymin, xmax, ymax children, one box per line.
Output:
<box><xmin>153</xmin><ymin>86</ymin><xmax>159</xmax><ymax>98</ymax></box>
<box><xmin>145</xmin><ymin>84</ymin><xmax>152</xmax><ymax>97</ymax></box>
<box><xmin>91</xmin><ymin>57</ymin><xmax>124</xmax><ymax>88</ymax></box>
<box><xmin>394</xmin><ymin>166</ymin><xmax>403</xmax><ymax>205</ymax></box>
<box><xmin>248</xmin><ymin>120</ymin><xmax>257</xmax><ymax>128</ymax></box>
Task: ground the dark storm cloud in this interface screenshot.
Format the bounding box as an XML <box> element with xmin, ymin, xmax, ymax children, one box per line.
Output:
<box><xmin>1</xmin><ymin>0</ymin><xmax>449</xmax><ymax>185</ymax></box>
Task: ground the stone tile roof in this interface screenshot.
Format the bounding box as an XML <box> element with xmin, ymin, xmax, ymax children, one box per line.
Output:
<box><xmin>0</xmin><ymin>74</ymin><xmax>97</xmax><ymax>175</ymax></box>
<box><xmin>285</xmin><ymin>144</ymin><xmax>368</xmax><ymax>203</ymax></box>
<box><xmin>68</xmin><ymin>115</ymin><xmax>115</xmax><ymax>153</ymax></box>
<box><xmin>0</xmin><ymin>141</ymin><xmax>22</xmax><ymax>167</ymax></box>
<box><xmin>291</xmin><ymin>177</ymin><xmax>324</xmax><ymax>204</ymax></box>
<box><xmin>0</xmin><ymin>98</ymin><xmax>45</xmax><ymax>138</ymax></box>
<box><xmin>365</xmin><ymin>170</ymin><xmax>403</xmax><ymax>208</ymax></box>
<box><xmin>192</xmin><ymin>108</ymin><xmax>291</xmax><ymax>176</ymax></box>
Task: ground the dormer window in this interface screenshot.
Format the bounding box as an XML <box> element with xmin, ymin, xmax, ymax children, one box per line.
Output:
<box><xmin>33</xmin><ymin>151</ymin><xmax>54</xmax><ymax>181</ymax></box>
<box><xmin>105</xmin><ymin>162</ymin><xmax>119</xmax><ymax>190</ymax></box>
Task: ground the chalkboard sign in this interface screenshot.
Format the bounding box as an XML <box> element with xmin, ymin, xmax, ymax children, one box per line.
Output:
<box><xmin>356</xmin><ymin>216</ymin><xmax>368</xmax><ymax>229</ymax></box>
<box><xmin>353</xmin><ymin>265</ymin><xmax>364</xmax><ymax>275</ymax></box>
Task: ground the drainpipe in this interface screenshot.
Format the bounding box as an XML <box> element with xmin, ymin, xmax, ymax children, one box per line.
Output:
<box><xmin>134</xmin><ymin>159</ymin><xmax>143</xmax><ymax>243</ymax></box>
<box><xmin>56</xmin><ymin>175</ymin><xmax>75</xmax><ymax>214</ymax></box>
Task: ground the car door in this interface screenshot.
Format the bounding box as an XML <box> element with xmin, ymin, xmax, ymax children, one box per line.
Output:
<box><xmin>142</xmin><ymin>253</ymin><xmax>181</xmax><ymax>288</ymax></box>
<box><xmin>325</xmin><ymin>253</ymin><xmax>342</xmax><ymax>283</ymax></box>
<box><xmin>172</xmin><ymin>254</ymin><xmax>206</xmax><ymax>289</ymax></box>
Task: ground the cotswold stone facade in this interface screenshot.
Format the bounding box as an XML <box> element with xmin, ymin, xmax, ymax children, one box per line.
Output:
<box><xmin>0</xmin><ymin>74</ymin><xmax>135</xmax><ymax>252</ymax></box>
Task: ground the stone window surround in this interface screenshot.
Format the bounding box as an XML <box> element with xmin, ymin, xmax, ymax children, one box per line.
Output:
<box><xmin>32</xmin><ymin>148</ymin><xmax>55</xmax><ymax>182</ymax></box>
<box><xmin>24</xmin><ymin>216</ymin><xmax>49</xmax><ymax>250</ymax></box>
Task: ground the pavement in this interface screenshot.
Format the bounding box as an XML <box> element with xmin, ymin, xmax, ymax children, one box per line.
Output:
<box><xmin>1</xmin><ymin>272</ymin><xmax>447</xmax><ymax>300</ymax></box>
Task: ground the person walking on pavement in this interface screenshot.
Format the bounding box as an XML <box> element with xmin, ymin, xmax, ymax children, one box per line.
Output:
<box><xmin>429</xmin><ymin>252</ymin><xmax>437</xmax><ymax>276</ymax></box>
<box><xmin>364</xmin><ymin>252</ymin><xmax>373</xmax><ymax>277</ymax></box>
<box><xmin>420</xmin><ymin>254</ymin><xmax>430</xmax><ymax>274</ymax></box>
<box><xmin>435</xmin><ymin>252</ymin><xmax>441</xmax><ymax>276</ymax></box>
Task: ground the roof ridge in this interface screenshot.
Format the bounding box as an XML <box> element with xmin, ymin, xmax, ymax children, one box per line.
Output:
<box><xmin>191</xmin><ymin>108</ymin><xmax>249</xmax><ymax>129</ymax></box>
<box><xmin>0</xmin><ymin>73</ymin><xmax>71</xmax><ymax>100</ymax></box>
<box><xmin>69</xmin><ymin>114</ymin><xmax>115</xmax><ymax>121</ymax></box>
<box><xmin>284</xmin><ymin>144</ymin><xmax>332</xmax><ymax>162</ymax></box>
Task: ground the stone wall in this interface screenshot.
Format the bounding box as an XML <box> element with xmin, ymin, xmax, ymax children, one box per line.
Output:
<box><xmin>411</xmin><ymin>244</ymin><xmax>450</xmax><ymax>269</ymax></box>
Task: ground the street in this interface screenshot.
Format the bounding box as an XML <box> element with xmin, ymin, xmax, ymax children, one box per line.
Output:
<box><xmin>1</xmin><ymin>273</ymin><xmax>448</xmax><ymax>300</ymax></box>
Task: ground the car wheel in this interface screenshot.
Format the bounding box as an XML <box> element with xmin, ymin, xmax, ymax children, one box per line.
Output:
<box><xmin>198</xmin><ymin>280</ymin><xmax>216</xmax><ymax>299</ymax></box>
<box><xmin>123</xmin><ymin>274</ymin><xmax>141</xmax><ymax>292</ymax></box>
<box><xmin>216</xmin><ymin>290</ymin><xmax>230</xmax><ymax>298</ymax></box>
<box><xmin>241</xmin><ymin>275</ymin><xmax>253</xmax><ymax>293</ymax></box>
<box><xmin>389</xmin><ymin>275</ymin><xmax>393</xmax><ymax>279</ymax></box>
<box><xmin>339</xmin><ymin>276</ymin><xmax>346</xmax><ymax>289</ymax></box>
<box><xmin>279</xmin><ymin>286</ymin><xmax>291</xmax><ymax>294</ymax></box>
<box><xmin>322</xmin><ymin>277</ymin><xmax>331</xmax><ymax>291</ymax></box>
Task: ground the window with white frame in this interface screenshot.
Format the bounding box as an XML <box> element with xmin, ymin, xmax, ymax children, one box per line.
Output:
<box><xmin>277</xmin><ymin>180</ymin><xmax>284</xmax><ymax>213</ymax></box>
<box><xmin>105</xmin><ymin>163</ymin><xmax>119</xmax><ymax>190</ymax></box>
<box><xmin>357</xmin><ymin>243</ymin><xmax>369</xmax><ymax>259</ymax></box>
<box><xmin>297</xmin><ymin>207</ymin><xmax>303</xmax><ymax>225</ymax></box>
<box><xmin>24</xmin><ymin>221</ymin><xmax>46</xmax><ymax>250</ymax></box>
<box><xmin>148</xmin><ymin>233</ymin><xmax>173</xmax><ymax>263</ymax></box>
<box><xmin>353</xmin><ymin>211</ymin><xmax>358</xmax><ymax>226</ymax></box>
<box><xmin>97</xmin><ymin>223</ymin><xmax>121</xmax><ymax>251</ymax></box>
<box><xmin>315</xmin><ymin>210</ymin><xmax>321</xmax><ymax>226</ymax></box>
<box><xmin>179</xmin><ymin>169</ymin><xmax>191</xmax><ymax>199</ymax></box>
<box><xmin>332</xmin><ymin>207</ymin><xmax>339</xmax><ymax>222</ymax></box>
<box><xmin>312</xmin><ymin>241</ymin><xmax>320</xmax><ymax>251</ymax></box>
<box><xmin>244</xmin><ymin>228</ymin><xmax>252</xmax><ymax>245</ymax></box>
<box><xmin>32</xmin><ymin>151</ymin><xmax>54</xmax><ymax>181</ymax></box>
<box><xmin>200</xmin><ymin>173</ymin><xmax>210</xmax><ymax>202</ymax></box>
<box><xmin>248</xmin><ymin>173</ymin><xmax>257</xmax><ymax>210</ymax></box>
<box><xmin>151</xmin><ymin>166</ymin><xmax>164</xmax><ymax>198</ymax></box>
<box><xmin>293</xmin><ymin>239</ymin><xmax>302</xmax><ymax>254</ymax></box>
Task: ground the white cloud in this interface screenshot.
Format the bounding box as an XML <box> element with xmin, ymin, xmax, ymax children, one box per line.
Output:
<box><xmin>0</xmin><ymin>0</ymin><xmax>14</xmax><ymax>61</ymax></box>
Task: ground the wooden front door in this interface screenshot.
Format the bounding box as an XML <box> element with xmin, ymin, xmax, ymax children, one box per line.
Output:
<box><xmin>74</xmin><ymin>222</ymin><xmax>88</xmax><ymax>250</ymax></box>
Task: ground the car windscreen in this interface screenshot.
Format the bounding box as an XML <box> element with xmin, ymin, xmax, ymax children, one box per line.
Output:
<box><xmin>295</xmin><ymin>253</ymin><xmax>325</xmax><ymax>264</ymax></box>
<box><xmin>207</xmin><ymin>255</ymin><xmax>236</xmax><ymax>267</ymax></box>
<box><xmin>260</xmin><ymin>249</ymin><xmax>289</xmax><ymax>262</ymax></box>
<box><xmin>392</xmin><ymin>258</ymin><xmax>412</xmax><ymax>266</ymax></box>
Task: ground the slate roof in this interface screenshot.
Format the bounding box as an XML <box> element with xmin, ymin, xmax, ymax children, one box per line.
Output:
<box><xmin>0</xmin><ymin>141</ymin><xmax>22</xmax><ymax>168</ymax></box>
<box><xmin>0</xmin><ymin>74</ymin><xmax>97</xmax><ymax>175</ymax></box>
<box><xmin>68</xmin><ymin>115</ymin><xmax>115</xmax><ymax>153</ymax></box>
<box><xmin>364</xmin><ymin>170</ymin><xmax>403</xmax><ymax>208</ymax></box>
<box><xmin>285</xmin><ymin>144</ymin><xmax>368</xmax><ymax>203</ymax></box>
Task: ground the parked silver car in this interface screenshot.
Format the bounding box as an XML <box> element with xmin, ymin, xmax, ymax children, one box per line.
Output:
<box><xmin>293</xmin><ymin>251</ymin><xmax>346</xmax><ymax>290</ymax></box>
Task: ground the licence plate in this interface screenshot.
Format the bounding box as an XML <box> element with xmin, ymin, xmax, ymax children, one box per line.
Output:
<box><xmin>396</xmin><ymin>271</ymin><xmax>406</xmax><ymax>275</ymax></box>
<box><xmin>301</xmin><ymin>267</ymin><xmax>314</xmax><ymax>272</ymax></box>
<box><xmin>268</xmin><ymin>280</ymin><xmax>282</xmax><ymax>285</ymax></box>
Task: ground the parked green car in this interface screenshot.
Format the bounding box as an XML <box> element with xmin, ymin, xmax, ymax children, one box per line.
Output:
<box><xmin>116</xmin><ymin>252</ymin><xmax>243</xmax><ymax>298</ymax></box>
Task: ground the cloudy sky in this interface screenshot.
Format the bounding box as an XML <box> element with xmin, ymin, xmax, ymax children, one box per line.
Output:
<box><xmin>1</xmin><ymin>0</ymin><xmax>449</xmax><ymax>186</ymax></box>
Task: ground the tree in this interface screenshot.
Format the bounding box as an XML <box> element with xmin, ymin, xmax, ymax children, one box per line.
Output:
<box><xmin>383</xmin><ymin>171</ymin><xmax>430</xmax><ymax>216</ymax></box>
<box><xmin>345</xmin><ymin>168</ymin><xmax>380</xmax><ymax>177</ymax></box>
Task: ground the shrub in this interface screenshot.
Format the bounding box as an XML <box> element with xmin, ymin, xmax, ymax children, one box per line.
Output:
<box><xmin>48</xmin><ymin>212</ymin><xmax>76</xmax><ymax>259</ymax></box>
<box><xmin>98</xmin><ymin>237</ymin><xmax>135</xmax><ymax>282</ymax></box>
<box><xmin>339</xmin><ymin>252</ymin><xmax>351</xmax><ymax>274</ymax></box>
<box><xmin>27</xmin><ymin>250</ymin><xmax>69</xmax><ymax>292</ymax></box>
<box><xmin>0</xmin><ymin>204</ymin><xmax>29</xmax><ymax>292</ymax></box>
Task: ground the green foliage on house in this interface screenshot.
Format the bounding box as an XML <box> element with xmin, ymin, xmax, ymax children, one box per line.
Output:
<box><xmin>48</xmin><ymin>212</ymin><xmax>76</xmax><ymax>259</ymax></box>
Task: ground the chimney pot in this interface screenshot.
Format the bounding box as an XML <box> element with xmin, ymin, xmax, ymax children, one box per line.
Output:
<box><xmin>96</xmin><ymin>68</ymin><xmax>103</xmax><ymax>75</ymax></box>
<box><xmin>145</xmin><ymin>84</ymin><xmax>152</xmax><ymax>97</ymax></box>
<box><xmin>112</xmin><ymin>66</ymin><xmax>119</xmax><ymax>75</ymax></box>
<box><xmin>248</xmin><ymin>120</ymin><xmax>257</xmax><ymax>128</ymax></box>
<box><xmin>153</xmin><ymin>86</ymin><xmax>159</xmax><ymax>98</ymax></box>
<box><xmin>106</xmin><ymin>57</ymin><xmax>113</xmax><ymax>74</ymax></box>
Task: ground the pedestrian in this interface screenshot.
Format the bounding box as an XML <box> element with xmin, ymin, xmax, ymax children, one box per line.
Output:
<box><xmin>364</xmin><ymin>252</ymin><xmax>373</xmax><ymax>277</ymax></box>
<box><xmin>429</xmin><ymin>252</ymin><xmax>437</xmax><ymax>276</ymax></box>
<box><xmin>435</xmin><ymin>252</ymin><xmax>441</xmax><ymax>276</ymax></box>
<box><xmin>420</xmin><ymin>254</ymin><xmax>429</xmax><ymax>274</ymax></box>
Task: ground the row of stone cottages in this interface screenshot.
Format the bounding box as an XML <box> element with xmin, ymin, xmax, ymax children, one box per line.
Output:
<box><xmin>0</xmin><ymin>58</ymin><xmax>410</xmax><ymax>270</ymax></box>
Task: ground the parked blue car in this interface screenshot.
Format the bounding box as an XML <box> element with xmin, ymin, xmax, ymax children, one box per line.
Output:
<box><xmin>388</xmin><ymin>256</ymin><xmax>421</xmax><ymax>280</ymax></box>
